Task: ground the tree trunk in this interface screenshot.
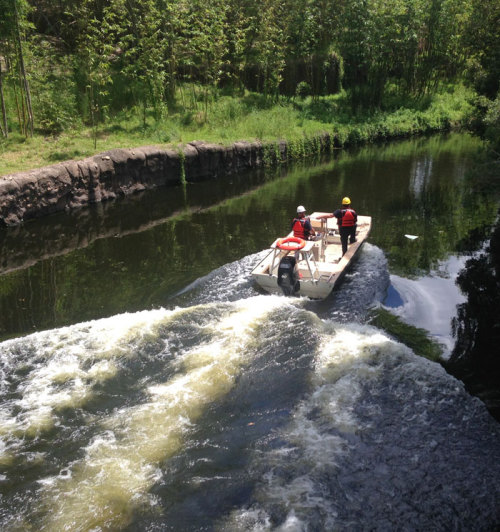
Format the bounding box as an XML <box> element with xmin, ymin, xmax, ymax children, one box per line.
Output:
<box><xmin>12</xmin><ymin>72</ymin><xmax>25</xmax><ymax>135</ymax></box>
<box><xmin>14</xmin><ymin>1</ymin><xmax>34</xmax><ymax>137</ymax></box>
<box><xmin>17</xmin><ymin>61</ymin><xmax>28</xmax><ymax>135</ymax></box>
<box><xmin>0</xmin><ymin>61</ymin><xmax>8</xmax><ymax>137</ymax></box>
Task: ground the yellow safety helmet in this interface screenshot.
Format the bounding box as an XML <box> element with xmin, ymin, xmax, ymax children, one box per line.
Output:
<box><xmin>342</xmin><ymin>197</ymin><xmax>351</xmax><ymax>205</ymax></box>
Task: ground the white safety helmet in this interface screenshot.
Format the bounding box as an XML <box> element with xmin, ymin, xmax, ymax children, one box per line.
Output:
<box><xmin>297</xmin><ymin>205</ymin><xmax>306</xmax><ymax>213</ymax></box>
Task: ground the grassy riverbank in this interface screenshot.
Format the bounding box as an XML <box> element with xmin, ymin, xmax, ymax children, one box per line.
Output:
<box><xmin>0</xmin><ymin>84</ymin><xmax>475</xmax><ymax>177</ymax></box>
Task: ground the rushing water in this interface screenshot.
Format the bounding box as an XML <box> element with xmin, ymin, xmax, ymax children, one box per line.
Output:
<box><xmin>0</xmin><ymin>133</ymin><xmax>499</xmax><ymax>530</ymax></box>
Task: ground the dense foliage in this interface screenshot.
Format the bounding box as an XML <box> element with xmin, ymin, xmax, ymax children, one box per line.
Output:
<box><xmin>0</xmin><ymin>0</ymin><xmax>498</xmax><ymax>139</ymax></box>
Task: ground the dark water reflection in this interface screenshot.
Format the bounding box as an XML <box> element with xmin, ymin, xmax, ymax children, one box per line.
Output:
<box><xmin>0</xmin><ymin>132</ymin><xmax>496</xmax><ymax>340</ymax></box>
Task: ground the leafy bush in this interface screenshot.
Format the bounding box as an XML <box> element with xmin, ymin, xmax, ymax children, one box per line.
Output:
<box><xmin>295</xmin><ymin>81</ymin><xmax>311</xmax><ymax>99</ymax></box>
<box><xmin>29</xmin><ymin>38</ymin><xmax>79</xmax><ymax>134</ymax></box>
<box><xmin>483</xmin><ymin>93</ymin><xmax>500</xmax><ymax>149</ymax></box>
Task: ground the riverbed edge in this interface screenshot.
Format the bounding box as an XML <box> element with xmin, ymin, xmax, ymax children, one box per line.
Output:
<box><xmin>0</xmin><ymin>128</ymin><xmax>454</xmax><ymax>226</ymax></box>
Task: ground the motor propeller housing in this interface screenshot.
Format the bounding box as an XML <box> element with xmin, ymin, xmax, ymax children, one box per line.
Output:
<box><xmin>277</xmin><ymin>256</ymin><xmax>299</xmax><ymax>296</ymax></box>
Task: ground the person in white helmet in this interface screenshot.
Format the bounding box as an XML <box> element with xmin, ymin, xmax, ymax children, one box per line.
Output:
<box><xmin>291</xmin><ymin>205</ymin><xmax>316</xmax><ymax>240</ymax></box>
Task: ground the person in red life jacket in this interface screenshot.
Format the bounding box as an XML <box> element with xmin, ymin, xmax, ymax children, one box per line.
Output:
<box><xmin>291</xmin><ymin>205</ymin><xmax>316</xmax><ymax>241</ymax></box>
<box><xmin>333</xmin><ymin>197</ymin><xmax>357</xmax><ymax>256</ymax></box>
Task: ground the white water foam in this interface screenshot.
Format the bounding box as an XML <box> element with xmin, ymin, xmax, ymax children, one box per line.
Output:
<box><xmin>0</xmin><ymin>307</ymin><xmax>177</xmax><ymax>460</ymax></box>
<box><xmin>34</xmin><ymin>296</ymin><xmax>298</xmax><ymax>531</ymax></box>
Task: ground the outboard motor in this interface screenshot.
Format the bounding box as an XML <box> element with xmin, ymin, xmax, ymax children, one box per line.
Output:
<box><xmin>277</xmin><ymin>256</ymin><xmax>299</xmax><ymax>296</ymax></box>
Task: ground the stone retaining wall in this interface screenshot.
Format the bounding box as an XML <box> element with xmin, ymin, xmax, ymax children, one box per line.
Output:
<box><xmin>0</xmin><ymin>137</ymin><xmax>307</xmax><ymax>226</ymax></box>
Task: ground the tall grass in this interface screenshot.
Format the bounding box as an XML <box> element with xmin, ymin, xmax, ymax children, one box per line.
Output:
<box><xmin>0</xmin><ymin>84</ymin><xmax>475</xmax><ymax>176</ymax></box>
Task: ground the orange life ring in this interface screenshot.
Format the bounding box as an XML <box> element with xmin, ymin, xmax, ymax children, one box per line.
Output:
<box><xmin>276</xmin><ymin>236</ymin><xmax>306</xmax><ymax>251</ymax></box>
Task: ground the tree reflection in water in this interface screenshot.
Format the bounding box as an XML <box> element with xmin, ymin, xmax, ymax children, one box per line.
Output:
<box><xmin>447</xmin><ymin>213</ymin><xmax>500</xmax><ymax>421</ymax></box>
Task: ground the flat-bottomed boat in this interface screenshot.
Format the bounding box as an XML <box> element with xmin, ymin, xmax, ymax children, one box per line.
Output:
<box><xmin>251</xmin><ymin>212</ymin><xmax>372</xmax><ymax>299</ymax></box>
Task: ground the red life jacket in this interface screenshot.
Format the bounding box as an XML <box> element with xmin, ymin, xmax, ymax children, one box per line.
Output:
<box><xmin>292</xmin><ymin>217</ymin><xmax>309</xmax><ymax>239</ymax></box>
<box><xmin>340</xmin><ymin>209</ymin><xmax>356</xmax><ymax>227</ymax></box>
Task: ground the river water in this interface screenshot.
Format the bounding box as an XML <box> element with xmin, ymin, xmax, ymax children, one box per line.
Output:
<box><xmin>0</xmin><ymin>133</ymin><xmax>499</xmax><ymax>530</ymax></box>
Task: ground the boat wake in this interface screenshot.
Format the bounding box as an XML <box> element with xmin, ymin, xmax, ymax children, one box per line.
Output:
<box><xmin>310</xmin><ymin>243</ymin><xmax>390</xmax><ymax>322</ymax></box>
<box><xmin>171</xmin><ymin>250</ymin><xmax>269</xmax><ymax>306</ymax></box>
